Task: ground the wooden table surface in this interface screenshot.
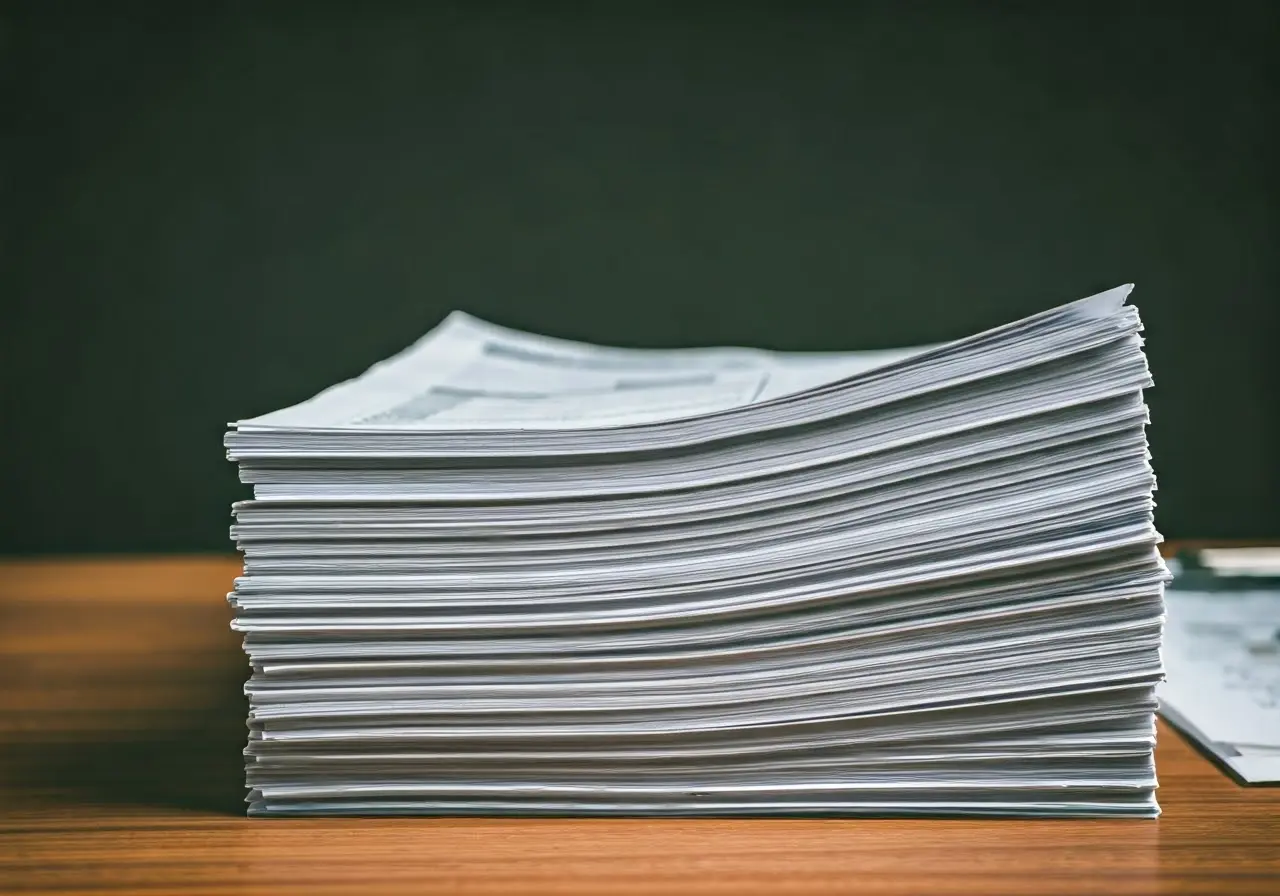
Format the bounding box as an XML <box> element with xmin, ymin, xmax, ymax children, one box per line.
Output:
<box><xmin>1</xmin><ymin>556</ymin><xmax>1277</xmax><ymax>895</ymax></box>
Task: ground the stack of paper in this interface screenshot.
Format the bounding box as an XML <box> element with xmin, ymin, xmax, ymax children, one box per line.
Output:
<box><xmin>1159</xmin><ymin>587</ymin><xmax>1280</xmax><ymax>783</ymax></box>
<box><xmin>226</xmin><ymin>285</ymin><xmax>1167</xmax><ymax>817</ymax></box>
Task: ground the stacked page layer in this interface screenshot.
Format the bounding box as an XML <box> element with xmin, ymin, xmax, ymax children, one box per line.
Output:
<box><xmin>227</xmin><ymin>285</ymin><xmax>1166</xmax><ymax>817</ymax></box>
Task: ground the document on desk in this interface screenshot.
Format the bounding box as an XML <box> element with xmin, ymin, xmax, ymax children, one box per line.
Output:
<box><xmin>226</xmin><ymin>284</ymin><xmax>1168</xmax><ymax>817</ymax></box>
<box><xmin>1193</xmin><ymin>548</ymin><xmax>1280</xmax><ymax>578</ymax></box>
<box><xmin>1158</xmin><ymin>588</ymin><xmax>1280</xmax><ymax>783</ymax></box>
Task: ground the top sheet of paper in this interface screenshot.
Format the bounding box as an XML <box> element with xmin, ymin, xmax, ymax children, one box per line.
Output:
<box><xmin>238</xmin><ymin>311</ymin><xmax>936</xmax><ymax>431</ymax></box>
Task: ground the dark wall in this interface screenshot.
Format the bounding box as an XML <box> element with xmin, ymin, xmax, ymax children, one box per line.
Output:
<box><xmin>3</xmin><ymin>2</ymin><xmax>1277</xmax><ymax>554</ymax></box>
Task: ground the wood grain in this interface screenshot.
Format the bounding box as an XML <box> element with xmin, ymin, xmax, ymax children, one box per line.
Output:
<box><xmin>1</xmin><ymin>556</ymin><xmax>1277</xmax><ymax>895</ymax></box>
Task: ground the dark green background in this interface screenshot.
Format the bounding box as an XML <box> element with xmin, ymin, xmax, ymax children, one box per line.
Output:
<box><xmin>3</xmin><ymin>2</ymin><xmax>1277</xmax><ymax>554</ymax></box>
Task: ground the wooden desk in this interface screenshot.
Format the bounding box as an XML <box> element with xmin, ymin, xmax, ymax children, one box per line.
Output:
<box><xmin>1</xmin><ymin>557</ymin><xmax>1277</xmax><ymax>895</ymax></box>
